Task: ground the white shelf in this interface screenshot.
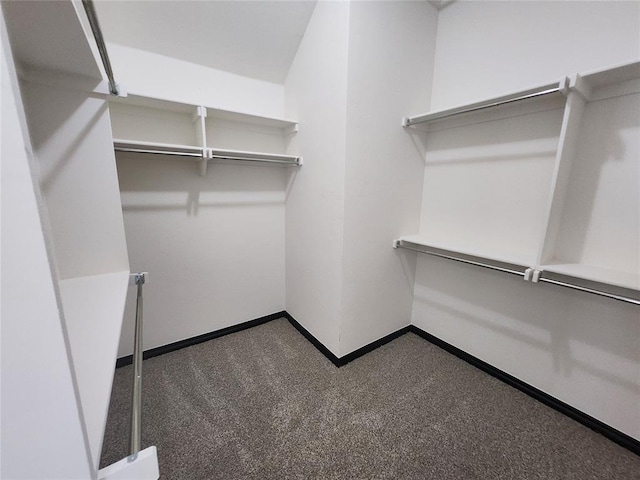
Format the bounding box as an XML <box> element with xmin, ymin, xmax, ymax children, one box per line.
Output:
<box><xmin>58</xmin><ymin>270</ymin><xmax>130</xmax><ymax>468</ymax></box>
<box><xmin>403</xmin><ymin>80</ymin><xmax>565</xmax><ymax>127</ymax></box>
<box><xmin>110</xmin><ymin>93</ymin><xmax>300</xmax><ymax>175</ymax></box>
<box><xmin>577</xmin><ymin>60</ymin><xmax>640</xmax><ymax>101</ymax></box>
<box><xmin>110</xmin><ymin>93</ymin><xmax>298</xmax><ymax>131</ymax></box>
<box><xmin>397</xmin><ymin>235</ymin><xmax>529</xmax><ymax>270</ymax></box>
<box><xmin>541</xmin><ymin>263</ymin><xmax>639</xmax><ymax>292</ymax></box>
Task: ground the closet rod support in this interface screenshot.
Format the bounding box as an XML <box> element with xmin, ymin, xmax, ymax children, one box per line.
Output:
<box><xmin>82</xmin><ymin>0</ymin><xmax>119</xmax><ymax>96</ymax></box>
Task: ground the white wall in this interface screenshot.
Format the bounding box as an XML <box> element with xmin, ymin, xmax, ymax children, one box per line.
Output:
<box><xmin>108</xmin><ymin>44</ymin><xmax>285</xmax><ymax>119</ymax></box>
<box><xmin>116</xmin><ymin>156</ymin><xmax>287</xmax><ymax>356</ymax></box>
<box><xmin>339</xmin><ymin>1</ymin><xmax>438</xmax><ymax>355</ymax></box>
<box><xmin>412</xmin><ymin>0</ymin><xmax>640</xmax><ymax>440</ymax></box>
<box><xmin>430</xmin><ymin>0</ymin><xmax>640</xmax><ymax>109</ymax></box>
<box><xmin>108</xmin><ymin>43</ymin><xmax>293</xmax><ymax>358</ymax></box>
<box><xmin>0</xmin><ymin>12</ymin><xmax>92</xmax><ymax>477</ymax></box>
<box><xmin>284</xmin><ymin>1</ymin><xmax>350</xmax><ymax>356</ymax></box>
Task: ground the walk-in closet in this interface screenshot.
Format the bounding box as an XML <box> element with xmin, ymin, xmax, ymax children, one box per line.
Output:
<box><xmin>1</xmin><ymin>1</ymin><xmax>639</xmax><ymax>478</ymax></box>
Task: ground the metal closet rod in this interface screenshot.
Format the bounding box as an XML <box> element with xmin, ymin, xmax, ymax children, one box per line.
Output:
<box><xmin>395</xmin><ymin>242</ymin><xmax>526</xmax><ymax>277</ymax></box>
<box><xmin>82</xmin><ymin>0</ymin><xmax>119</xmax><ymax>96</ymax></box>
<box><xmin>404</xmin><ymin>84</ymin><xmax>561</xmax><ymax>126</ymax></box>
<box><xmin>114</xmin><ymin>144</ymin><xmax>301</xmax><ymax>165</ymax></box>
<box><xmin>114</xmin><ymin>147</ymin><xmax>204</xmax><ymax>158</ymax></box>
<box><xmin>209</xmin><ymin>154</ymin><xmax>300</xmax><ymax>165</ymax></box>
<box><xmin>396</xmin><ymin>241</ymin><xmax>639</xmax><ymax>306</ymax></box>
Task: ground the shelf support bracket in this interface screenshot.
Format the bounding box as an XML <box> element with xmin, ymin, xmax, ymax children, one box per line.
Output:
<box><xmin>532</xmin><ymin>269</ymin><xmax>542</xmax><ymax>283</ymax></box>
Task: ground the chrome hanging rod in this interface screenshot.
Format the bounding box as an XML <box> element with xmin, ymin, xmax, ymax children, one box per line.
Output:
<box><xmin>403</xmin><ymin>82</ymin><xmax>563</xmax><ymax>126</ymax></box>
<box><xmin>394</xmin><ymin>241</ymin><xmax>526</xmax><ymax>277</ymax></box>
<box><xmin>82</xmin><ymin>0</ymin><xmax>119</xmax><ymax>95</ymax></box>
<box><xmin>210</xmin><ymin>154</ymin><xmax>301</xmax><ymax>165</ymax></box>
<box><xmin>539</xmin><ymin>277</ymin><xmax>640</xmax><ymax>306</ymax></box>
<box><xmin>114</xmin><ymin>147</ymin><xmax>204</xmax><ymax>158</ymax></box>
<box><xmin>394</xmin><ymin>239</ymin><xmax>639</xmax><ymax>305</ymax></box>
<box><xmin>130</xmin><ymin>272</ymin><xmax>147</xmax><ymax>456</ymax></box>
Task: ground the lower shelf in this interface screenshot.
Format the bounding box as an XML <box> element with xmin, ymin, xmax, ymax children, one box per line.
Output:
<box><xmin>395</xmin><ymin>236</ymin><xmax>640</xmax><ymax>305</ymax></box>
<box><xmin>541</xmin><ymin>262</ymin><xmax>639</xmax><ymax>292</ymax></box>
<box><xmin>58</xmin><ymin>270</ymin><xmax>130</xmax><ymax>468</ymax></box>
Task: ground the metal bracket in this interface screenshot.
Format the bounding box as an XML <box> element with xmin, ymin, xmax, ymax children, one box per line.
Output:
<box><xmin>131</xmin><ymin>272</ymin><xmax>148</xmax><ymax>285</ymax></box>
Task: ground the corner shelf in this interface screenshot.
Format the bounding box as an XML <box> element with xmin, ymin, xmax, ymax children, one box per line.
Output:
<box><xmin>535</xmin><ymin>60</ymin><xmax>640</xmax><ymax>300</ymax></box>
<box><xmin>109</xmin><ymin>93</ymin><xmax>300</xmax><ymax>175</ymax></box>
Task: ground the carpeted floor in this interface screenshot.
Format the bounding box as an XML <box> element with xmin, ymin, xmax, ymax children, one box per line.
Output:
<box><xmin>100</xmin><ymin>318</ymin><xmax>640</xmax><ymax>479</ymax></box>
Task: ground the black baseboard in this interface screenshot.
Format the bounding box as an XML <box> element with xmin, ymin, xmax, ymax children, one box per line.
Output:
<box><xmin>282</xmin><ymin>312</ymin><xmax>342</xmax><ymax>366</ymax></box>
<box><xmin>407</xmin><ymin>325</ymin><xmax>640</xmax><ymax>457</ymax></box>
<box><xmin>283</xmin><ymin>312</ymin><xmax>410</xmax><ymax>367</ymax></box>
<box><xmin>113</xmin><ymin>309</ymin><xmax>640</xmax><ymax>456</ymax></box>
<box><xmin>115</xmin><ymin>311</ymin><xmax>286</xmax><ymax>368</ymax></box>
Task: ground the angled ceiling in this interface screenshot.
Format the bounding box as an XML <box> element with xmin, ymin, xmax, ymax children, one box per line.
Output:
<box><xmin>94</xmin><ymin>0</ymin><xmax>317</xmax><ymax>84</ymax></box>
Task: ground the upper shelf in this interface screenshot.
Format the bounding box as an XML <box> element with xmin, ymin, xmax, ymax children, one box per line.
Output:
<box><xmin>576</xmin><ymin>60</ymin><xmax>640</xmax><ymax>98</ymax></box>
<box><xmin>109</xmin><ymin>93</ymin><xmax>299</xmax><ymax>131</ymax></box>
<box><xmin>402</xmin><ymin>80</ymin><xmax>566</xmax><ymax>127</ymax></box>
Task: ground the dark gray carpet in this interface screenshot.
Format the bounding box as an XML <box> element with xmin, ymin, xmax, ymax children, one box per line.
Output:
<box><xmin>100</xmin><ymin>318</ymin><xmax>640</xmax><ymax>479</ymax></box>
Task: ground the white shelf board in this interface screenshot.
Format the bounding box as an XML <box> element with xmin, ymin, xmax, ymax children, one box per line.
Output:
<box><xmin>398</xmin><ymin>235</ymin><xmax>530</xmax><ymax>268</ymax></box>
<box><xmin>58</xmin><ymin>270</ymin><xmax>130</xmax><ymax>468</ymax></box>
<box><xmin>579</xmin><ymin>59</ymin><xmax>640</xmax><ymax>90</ymax></box>
<box><xmin>208</xmin><ymin>108</ymin><xmax>297</xmax><ymax>129</ymax></box>
<box><xmin>109</xmin><ymin>93</ymin><xmax>195</xmax><ymax>114</ymax></box>
<box><xmin>110</xmin><ymin>92</ymin><xmax>298</xmax><ymax>130</ymax></box>
<box><xmin>403</xmin><ymin>80</ymin><xmax>563</xmax><ymax>126</ymax></box>
<box><xmin>541</xmin><ymin>263</ymin><xmax>640</xmax><ymax>292</ymax></box>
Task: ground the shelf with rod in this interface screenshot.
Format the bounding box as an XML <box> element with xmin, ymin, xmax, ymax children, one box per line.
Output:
<box><xmin>393</xmin><ymin>236</ymin><xmax>530</xmax><ymax>278</ymax></box>
<box><xmin>113</xmin><ymin>139</ymin><xmax>205</xmax><ymax>158</ymax></box>
<box><xmin>209</xmin><ymin>148</ymin><xmax>302</xmax><ymax>166</ymax></box>
<box><xmin>534</xmin><ymin>59</ymin><xmax>640</xmax><ymax>299</ymax></box>
<box><xmin>113</xmin><ymin>140</ymin><xmax>302</xmax><ymax>174</ymax></box>
<box><xmin>109</xmin><ymin>92</ymin><xmax>301</xmax><ymax>175</ymax></box>
<box><xmin>394</xmin><ymin>237</ymin><xmax>640</xmax><ymax>305</ymax></box>
<box><xmin>402</xmin><ymin>80</ymin><xmax>566</xmax><ymax>127</ymax></box>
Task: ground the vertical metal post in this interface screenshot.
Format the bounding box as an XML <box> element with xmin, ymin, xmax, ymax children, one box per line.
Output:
<box><xmin>130</xmin><ymin>273</ymin><xmax>145</xmax><ymax>456</ymax></box>
<box><xmin>81</xmin><ymin>0</ymin><xmax>119</xmax><ymax>95</ymax></box>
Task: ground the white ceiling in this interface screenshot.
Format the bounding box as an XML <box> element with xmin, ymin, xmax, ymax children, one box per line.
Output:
<box><xmin>94</xmin><ymin>0</ymin><xmax>318</xmax><ymax>84</ymax></box>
